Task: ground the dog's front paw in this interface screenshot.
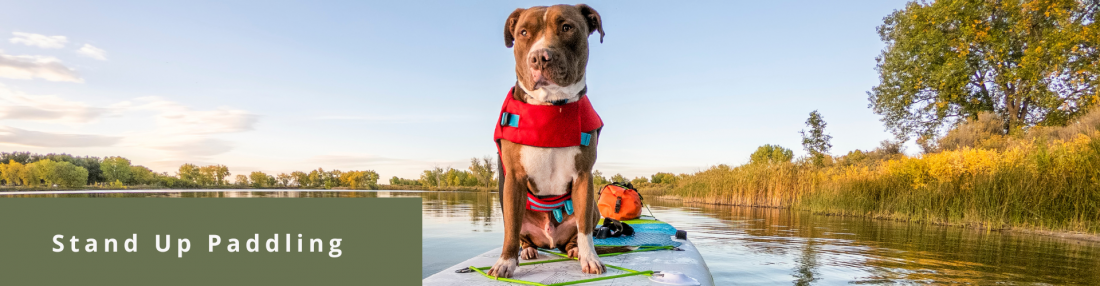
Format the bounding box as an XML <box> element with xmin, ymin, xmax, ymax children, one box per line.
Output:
<box><xmin>567</xmin><ymin>247</ymin><xmax>579</xmax><ymax>259</ymax></box>
<box><xmin>578</xmin><ymin>254</ymin><xmax>605</xmax><ymax>274</ymax></box>
<box><xmin>487</xmin><ymin>257</ymin><xmax>518</xmax><ymax>278</ymax></box>
<box><xmin>521</xmin><ymin>247</ymin><xmax>539</xmax><ymax>260</ymax></box>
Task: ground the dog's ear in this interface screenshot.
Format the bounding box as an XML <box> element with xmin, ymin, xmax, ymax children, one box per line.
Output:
<box><xmin>504</xmin><ymin>8</ymin><xmax>525</xmax><ymax>48</ymax></box>
<box><xmin>575</xmin><ymin>4</ymin><xmax>604</xmax><ymax>43</ymax></box>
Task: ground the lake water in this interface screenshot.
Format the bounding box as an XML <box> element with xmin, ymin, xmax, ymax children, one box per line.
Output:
<box><xmin>5</xmin><ymin>189</ymin><xmax>1098</xmax><ymax>285</ymax></box>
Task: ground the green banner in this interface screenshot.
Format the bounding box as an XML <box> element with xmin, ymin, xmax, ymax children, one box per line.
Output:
<box><xmin>0</xmin><ymin>198</ymin><xmax>421</xmax><ymax>285</ymax></box>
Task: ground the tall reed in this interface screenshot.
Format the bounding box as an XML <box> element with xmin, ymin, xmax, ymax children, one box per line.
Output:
<box><xmin>638</xmin><ymin>132</ymin><xmax>1100</xmax><ymax>233</ymax></box>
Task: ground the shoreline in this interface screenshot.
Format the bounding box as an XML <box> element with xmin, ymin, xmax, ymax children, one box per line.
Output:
<box><xmin>651</xmin><ymin>195</ymin><xmax>1100</xmax><ymax>243</ymax></box>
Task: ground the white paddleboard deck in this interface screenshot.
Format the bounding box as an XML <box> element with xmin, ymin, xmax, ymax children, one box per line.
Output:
<box><xmin>423</xmin><ymin>237</ymin><xmax>714</xmax><ymax>286</ymax></box>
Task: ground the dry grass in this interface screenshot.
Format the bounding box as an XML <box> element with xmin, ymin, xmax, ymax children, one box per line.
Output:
<box><xmin>637</xmin><ymin>109</ymin><xmax>1100</xmax><ymax>233</ymax></box>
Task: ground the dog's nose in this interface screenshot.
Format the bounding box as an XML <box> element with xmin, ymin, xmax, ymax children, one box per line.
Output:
<box><xmin>528</xmin><ymin>49</ymin><xmax>552</xmax><ymax>68</ymax></box>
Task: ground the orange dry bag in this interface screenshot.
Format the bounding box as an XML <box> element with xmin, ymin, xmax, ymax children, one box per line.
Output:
<box><xmin>597</xmin><ymin>182</ymin><xmax>643</xmax><ymax>221</ymax></box>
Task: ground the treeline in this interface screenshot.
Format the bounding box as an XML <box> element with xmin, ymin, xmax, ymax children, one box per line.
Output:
<box><xmin>0</xmin><ymin>152</ymin><xmax>379</xmax><ymax>190</ymax></box>
<box><xmin>234</xmin><ymin>169</ymin><xmax>379</xmax><ymax>189</ymax></box>
<box><xmin>389</xmin><ymin>156</ymin><xmax>497</xmax><ymax>190</ymax></box>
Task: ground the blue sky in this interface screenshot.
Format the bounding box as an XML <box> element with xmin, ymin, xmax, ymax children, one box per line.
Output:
<box><xmin>0</xmin><ymin>1</ymin><xmax>912</xmax><ymax>180</ymax></box>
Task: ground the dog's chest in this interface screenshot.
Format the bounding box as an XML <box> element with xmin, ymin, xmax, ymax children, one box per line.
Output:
<box><xmin>519</xmin><ymin>146</ymin><xmax>580</xmax><ymax>196</ymax></box>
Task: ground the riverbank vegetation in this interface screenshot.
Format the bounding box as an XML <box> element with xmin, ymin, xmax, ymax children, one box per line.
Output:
<box><xmin>387</xmin><ymin>156</ymin><xmax>497</xmax><ymax>191</ymax></box>
<box><xmin>0</xmin><ymin>152</ymin><xmax>382</xmax><ymax>190</ymax></box>
<box><xmin>638</xmin><ymin>110</ymin><xmax>1100</xmax><ymax>233</ymax></box>
<box><xmin>631</xmin><ymin>0</ymin><xmax>1100</xmax><ymax>234</ymax></box>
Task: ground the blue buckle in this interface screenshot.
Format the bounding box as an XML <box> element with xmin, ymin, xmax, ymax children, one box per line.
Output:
<box><xmin>509</xmin><ymin>114</ymin><xmax>520</xmax><ymax>127</ymax></box>
<box><xmin>564</xmin><ymin>199</ymin><xmax>573</xmax><ymax>215</ymax></box>
<box><xmin>501</xmin><ymin>112</ymin><xmax>520</xmax><ymax>128</ymax></box>
<box><xmin>552</xmin><ymin>208</ymin><xmax>563</xmax><ymax>223</ymax></box>
<box><xmin>580</xmin><ymin>133</ymin><xmax>592</xmax><ymax>146</ymax></box>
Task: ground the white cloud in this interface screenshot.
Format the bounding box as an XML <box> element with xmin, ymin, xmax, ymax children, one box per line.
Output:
<box><xmin>77</xmin><ymin>44</ymin><xmax>107</xmax><ymax>60</ymax></box>
<box><xmin>9</xmin><ymin>32</ymin><xmax>68</xmax><ymax>49</ymax></box>
<box><xmin>0</xmin><ymin>126</ymin><xmax>120</xmax><ymax>147</ymax></box>
<box><xmin>0</xmin><ymin>50</ymin><xmax>83</xmax><ymax>82</ymax></box>
<box><xmin>128</xmin><ymin>97</ymin><xmax>258</xmax><ymax>135</ymax></box>
<box><xmin>0</xmin><ymin>84</ymin><xmax>111</xmax><ymax>123</ymax></box>
<box><xmin>0</xmin><ymin>85</ymin><xmax>257</xmax><ymax>160</ymax></box>
<box><xmin>125</xmin><ymin>136</ymin><xmax>236</xmax><ymax>157</ymax></box>
<box><xmin>115</xmin><ymin>97</ymin><xmax>258</xmax><ymax>159</ymax></box>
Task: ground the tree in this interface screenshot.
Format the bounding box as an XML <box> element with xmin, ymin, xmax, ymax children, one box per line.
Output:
<box><xmin>592</xmin><ymin>170</ymin><xmax>609</xmax><ymax>186</ymax></box>
<box><xmin>468</xmin><ymin>156</ymin><xmax>496</xmax><ymax>188</ymax></box>
<box><xmin>276</xmin><ymin>173</ymin><xmax>291</xmax><ymax>187</ymax></box>
<box><xmin>339</xmin><ymin>170</ymin><xmax>380</xmax><ymax>189</ymax></box>
<box><xmin>178</xmin><ymin>164</ymin><xmax>201</xmax><ymax>183</ymax></box>
<box><xmin>611</xmin><ymin>173</ymin><xmax>627</xmax><ymax>184</ymax></box>
<box><xmin>869</xmin><ymin>0</ymin><xmax>1100</xmax><ymax>141</ymax></box>
<box><xmin>29</xmin><ymin>159</ymin><xmax>58</xmax><ymax>186</ymax></box>
<box><xmin>291</xmin><ymin>171</ymin><xmax>309</xmax><ymax>187</ymax></box>
<box><xmin>250</xmin><ymin>171</ymin><xmax>270</xmax><ymax>188</ymax></box>
<box><xmin>631</xmin><ymin>176</ymin><xmax>649</xmax><ymax>185</ymax></box>
<box><xmin>750</xmin><ymin>144</ymin><xmax>795</xmax><ymax>165</ymax></box>
<box><xmin>651</xmin><ymin>172</ymin><xmax>678</xmax><ymax>184</ymax></box>
<box><xmin>420</xmin><ymin>167</ymin><xmax>444</xmax><ymax>188</ymax></box>
<box><xmin>213</xmin><ymin>165</ymin><xmax>230</xmax><ymax>185</ymax></box>
<box><xmin>130</xmin><ymin>165</ymin><xmax>155</xmax><ymax>185</ymax></box>
<box><xmin>100</xmin><ymin>157</ymin><xmax>133</xmax><ymax>184</ymax></box>
<box><xmin>0</xmin><ymin>161</ymin><xmax>24</xmax><ymax>185</ymax></box>
<box><xmin>801</xmin><ymin>110</ymin><xmax>833</xmax><ymax>166</ymax></box>
<box><xmin>234</xmin><ymin>174</ymin><xmax>250</xmax><ymax>187</ymax></box>
<box><xmin>17</xmin><ymin>161</ymin><xmax>35</xmax><ymax>186</ymax></box>
<box><xmin>53</xmin><ymin>162</ymin><xmax>88</xmax><ymax>188</ymax></box>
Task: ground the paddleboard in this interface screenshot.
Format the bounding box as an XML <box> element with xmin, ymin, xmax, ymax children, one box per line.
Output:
<box><xmin>423</xmin><ymin>216</ymin><xmax>714</xmax><ymax>286</ymax></box>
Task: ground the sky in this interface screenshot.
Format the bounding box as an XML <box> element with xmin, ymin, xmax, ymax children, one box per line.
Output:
<box><xmin>0</xmin><ymin>0</ymin><xmax>913</xmax><ymax>181</ymax></box>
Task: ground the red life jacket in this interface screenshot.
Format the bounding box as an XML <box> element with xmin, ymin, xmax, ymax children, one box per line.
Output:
<box><xmin>493</xmin><ymin>86</ymin><xmax>603</xmax><ymax>221</ymax></box>
<box><xmin>493</xmin><ymin>87</ymin><xmax>603</xmax><ymax>150</ymax></box>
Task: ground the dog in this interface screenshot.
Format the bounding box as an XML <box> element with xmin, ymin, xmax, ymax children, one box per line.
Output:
<box><xmin>488</xmin><ymin>4</ymin><xmax>606</xmax><ymax>278</ymax></box>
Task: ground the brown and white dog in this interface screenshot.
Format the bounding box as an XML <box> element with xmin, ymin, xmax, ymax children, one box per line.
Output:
<box><xmin>487</xmin><ymin>4</ymin><xmax>607</xmax><ymax>278</ymax></box>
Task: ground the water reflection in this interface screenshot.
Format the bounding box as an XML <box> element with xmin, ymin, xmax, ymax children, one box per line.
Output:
<box><xmin>4</xmin><ymin>190</ymin><xmax>1097</xmax><ymax>284</ymax></box>
<box><xmin>415</xmin><ymin>191</ymin><xmax>1100</xmax><ymax>285</ymax></box>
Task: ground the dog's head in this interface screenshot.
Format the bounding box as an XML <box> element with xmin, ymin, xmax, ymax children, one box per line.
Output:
<box><xmin>505</xmin><ymin>4</ymin><xmax>604</xmax><ymax>105</ymax></box>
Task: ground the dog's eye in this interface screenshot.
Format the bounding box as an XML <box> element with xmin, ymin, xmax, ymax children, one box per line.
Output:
<box><xmin>520</xmin><ymin>29</ymin><xmax>527</xmax><ymax>36</ymax></box>
<box><xmin>562</xmin><ymin>24</ymin><xmax>572</xmax><ymax>32</ymax></box>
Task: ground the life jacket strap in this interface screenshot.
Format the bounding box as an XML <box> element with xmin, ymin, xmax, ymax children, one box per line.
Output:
<box><xmin>526</xmin><ymin>192</ymin><xmax>574</xmax><ymax>223</ymax></box>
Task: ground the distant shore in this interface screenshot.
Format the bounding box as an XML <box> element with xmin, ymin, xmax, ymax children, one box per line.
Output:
<box><xmin>0</xmin><ymin>185</ymin><xmax>494</xmax><ymax>192</ymax></box>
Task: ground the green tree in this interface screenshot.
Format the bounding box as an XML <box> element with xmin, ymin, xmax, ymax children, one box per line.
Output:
<box><xmin>801</xmin><ymin>110</ymin><xmax>833</xmax><ymax>166</ymax></box>
<box><xmin>130</xmin><ymin>165</ymin><xmax>155</xmax><ymax>185</ymax></box>
<box><xmin>750</xmin><ymin>144</ymin><xmax>795</xmax><ymax>165</ymax></box>
<box><xmin>29</xmin><ymin>159</ymin><xmax>58</xmax><ymax>186</ymax></box>
<box><xmin>250</xmin><ymin>171</ymin><xmax>270</xmax><ymax>188</ymax></box>
<box><xmin>100</xmin><ymin>157</ymin><xmax>133</xmax><ymax>184</ymax></box>
<box><xmin>651</xmin><ymin>172</ymin><xmax>678</xmax><ymax>184</ymax></box>
<box><xmin>291</xmin><ymin>171</ymin><xmax>309</xmax><ymax>187</ymax></box>
<box><xmin>611</xmin><ymin>173</ymin><xmax>627</xmax><ymax>184</ymax></box>
<box><xmin>178</xmin><ymin>164</ymin><xmax>201</xmax><ymax>183</ymax></box>
<box><xmin>276</xmin><ymin>173</ymin><xmax>291</xmax><ymax>187</ymax></box>
<box><xmin>213</xmin><ymin>165</ymin><xmax>230</xmax><ymax>185</ymax></box>
<box><xmin>468</xmin><ymin>156</ymin><xmax>496</xmax><ymax>188</ymax></box>
<box><xmin>869</xmin><ymin>0</ymin><xmax>1100</xmax><ymax>141</ymax></box>
<box><xmin>420</xmin><ymin>167</ymin><xmax>444</xmax><ymax>188</ymax></box>
<box><xmin>53</xmin><ymin>162</ymin><xmax>88</xmax><ymax>188</ymax></box>
<box><xmin>631</xmin><ymin>176</ymin><xmax>649</xmax><ymax>185</ymax></box>
<box><xmin>198</xmin><ymin>165</ymin><xmax>215</xmax><ymax>186</ymax></box>
<box><xmin>592</xmin><ymin>170</ymin><xmax>609</xmax><ymax>186</ymax></box>
<box><xmin>234</xmin><ymin>174</ymin><xmax>250</xmax><ymax>187</ymax></box>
